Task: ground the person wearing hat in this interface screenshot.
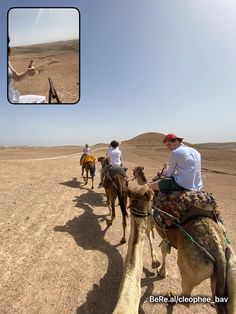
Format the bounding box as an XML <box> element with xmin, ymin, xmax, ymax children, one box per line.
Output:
<box><xmin>98</xmin><ymin>140</ymin><xmax>122</xmax><ymax>187</ymax></box>
<box><xmin>147</xmin><ymin>133</ymin><xmax>203</xmax><ymax>192</ymax></box>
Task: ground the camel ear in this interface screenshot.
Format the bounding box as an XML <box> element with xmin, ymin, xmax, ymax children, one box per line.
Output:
<box><xmin>145</xmin><ymin>189</ymin><xmax>154</xmax><ymax>201</ymax></box>
<box><xmin>142</xmin><ymin>166</ymin><xmax>144</xmax><ymax>170</ymax></box>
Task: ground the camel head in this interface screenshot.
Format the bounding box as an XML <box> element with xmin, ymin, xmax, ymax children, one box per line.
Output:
<box><xmin>133</xmin><ymin>166</ymin><xmax>148</xmax><ymax>185</ymax></box>
<box><xmin>98</xmin><ymin>156</ymin><xmax>109</xmax><ymax>168</ymax></box>
<box><xmin>98</xmin><ymin>156</ymin><xmax>105</xmax><ymax>163</ymax></box>
<box><xmin>128</xmin><ymin>186</ymin><xmax>154</xmax><ymax>216</ymax></box>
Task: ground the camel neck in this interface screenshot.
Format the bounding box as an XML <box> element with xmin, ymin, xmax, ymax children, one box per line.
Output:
<box><xmin>137</xmin><ymin>174</ymin><xmax>147</xmax><ymax>185</ymax></box>
<box><xmin>113</xmin><ymin>216</ymin><xmax>145</xmax><ymax>313</ymax></box>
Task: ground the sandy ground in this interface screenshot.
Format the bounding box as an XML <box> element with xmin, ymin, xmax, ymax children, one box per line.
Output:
<box><xmin>0</xmin><ymin>140</ymin><xmax>235</xmax><ymax>314</ymax></box>
<box><xmin>9</xmin><ymin>40</ymin><xmax>79</xmax><ymax>104</ymax></box>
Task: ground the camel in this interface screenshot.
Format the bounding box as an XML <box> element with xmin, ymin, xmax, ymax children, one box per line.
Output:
<box><xmin>132</xmin><ymin>166</ymin><xmax>236</xmax><ymax>314</ymax></box>
<box><xmin>113</xmin><ymin>186</ymin><xmax>154</xmax><ymax>314</ymax></box>
<box><xmin>98</xmin><ymin>156</ymin><xmax>128</xmax><ymax>244</ymax></box>
<box><xmin>81</xmin><ymin>155</ymin><xmax>96</xmax><ymax>189</ymax></box>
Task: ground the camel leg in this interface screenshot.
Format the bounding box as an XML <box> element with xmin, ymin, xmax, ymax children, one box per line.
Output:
<box><xmin>179</xmin><ymin>276</ymin><xmax>195</xmax><ymax>308</ymax></box>
<box><xmin>177</xmin><ymin>243</ymin><xmax>214</xmax><ymax>308</ymax></box>
<box><xmin>210</xmin><ymin>276</ymin><xmax>216</xmax><ymax>307</ymax></box>
<box><xmin>158</xmin><ymin>238</ymin><xmax>171</xmax><ymax>278</ymax></box>
<box><xmin>105</xmin><ymin>191</ymin><xmax>112</xmax><ymax>217</ymax></box>
<box><xmin>81</xmin><ymin>165</ymin><xmax>84</xmax><ymax>176</ymax></box>
<box><xmin>226</xmin><ymin>248</ymin><xmax>236</xmax><ymax>314</ymax></box>
<box><xmin>146</xmin><ymin>218</ymin><xmax>159</xmax><ymax>268</ymax></box>
<box><xmin>120</xmin><ymin>214</ymin><xmax>127</xmax><ymax>244</ymax></box>
<box><xmin>84</xmin><ymin>169</ymin><xmax>88</xmax><ymax>185</ymax></box>
<box><xmin>107</xmin><ymin>199</ymin><xmax>115</xmax><ymax>226</ymax></box>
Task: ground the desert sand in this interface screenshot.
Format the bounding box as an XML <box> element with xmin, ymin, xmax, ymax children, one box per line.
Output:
<box><xmin>0</xmin><ymin>133</ymin><xmax>235</xmax><ymax>314</ymax></box>
<box><xmin>9</xmin><ymin>40</ymin><xmax>79</xmax><ymax>104</ymax></box>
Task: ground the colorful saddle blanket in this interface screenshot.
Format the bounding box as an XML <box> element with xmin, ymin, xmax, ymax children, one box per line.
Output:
<box><xmin>81</xmin><ymin>155</ymin><xmax>96</xmax><ymax>166</ymax></box>
<box><xmin>153</xmin><ymin>191</ymin><xmax>221</xmax><ymax>227</ymax></box>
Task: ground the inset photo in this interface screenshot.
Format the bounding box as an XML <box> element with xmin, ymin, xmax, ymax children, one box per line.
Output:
<box><xmin>8</xmin><ymin>8</ymin><xmax>80</xmax><ymax>104</ymax></box>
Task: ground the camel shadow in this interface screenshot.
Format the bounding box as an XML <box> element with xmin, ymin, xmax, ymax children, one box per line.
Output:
<box><xmin>54</xmin><ymin>189</ymin><xmax>123</xmax><ymax>314</ymax></box>
<box><xmin>139</xmin><ymin>267</ymin><xmax>173</xmax><ymax>314</ymax></box>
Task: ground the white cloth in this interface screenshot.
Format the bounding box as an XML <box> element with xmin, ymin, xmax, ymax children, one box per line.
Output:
<box><xmin>164</xmin><ymin>145</ymin><xmax>203</xmax><ymax>191</ymax></box>
<box><xmin>8</xmin><ymin>82</ymin><xmax>20</xmax><ymax>103</ymax></box>
<box><xmin>8</xmin><ymin>68</ymin><xmax>46</xmax><ymax>104</ymax></box>
<box><xmin>19</xmin><ymin>95</ymin><xmax>46</xmax><ymax>103</ymax></box>
<box><xmin>106</xmin><ymin>146</ymin><xmax>112</xmax><ymax>157</ymax></box>
<box><xmin>108</xmin><ymin>147</ymin><xmax>122</xmax><ymax>167</ymax></box>
<box><xmin>83</xmin><ymin>147</ymin><xmax>91</xmax><ymax>155</ymax></box>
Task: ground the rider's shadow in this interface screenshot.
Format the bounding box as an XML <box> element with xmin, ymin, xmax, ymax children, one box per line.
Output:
<box><xmin>60</xmin><ymin>177</ymin><xmax>81</xmax><ymax>188</ymax></box>
<box><xmin>54</xmin><ymin>189</ymin><xmax>123</xmax><ymax>314</ymax></box>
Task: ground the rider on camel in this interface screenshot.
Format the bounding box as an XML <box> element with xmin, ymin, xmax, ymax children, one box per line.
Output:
<box><xmin>147</xmin><ymin>133</ymin><xmax>203</xmax><ymax>192</ymax></box>
<box><xmin>98</xmin><ymin>140</ymin><xmax>122</xmax><ymax>187</ymax></box>
<box><xmin>80</xmin><ymin>144</ymin><xmax>92</xmax><ymax>176</ymax></box>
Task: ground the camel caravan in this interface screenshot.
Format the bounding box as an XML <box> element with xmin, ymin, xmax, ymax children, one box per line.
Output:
<box><xmin>79</xmin><ymin>135</ymin><xmax>236</xmax><ymax>314</ymax></box>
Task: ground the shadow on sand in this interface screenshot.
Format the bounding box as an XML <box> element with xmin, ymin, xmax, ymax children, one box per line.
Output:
<box><xmin>60</xmin><ymin>177</ymin><xmax>82</xmax><ymax>188</ymax></box>
<box><xmin>139</xmin><ymin>267</ymin><xmax>174</xmax><ymax>314</ymax></box>
<box><xmin>54</xmin><ymin>187</ymin><xmax>124</xmax><ymax>314</ymax></box>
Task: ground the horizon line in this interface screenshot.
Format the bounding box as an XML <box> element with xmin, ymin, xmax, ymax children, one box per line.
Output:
<box><xmin>1</xmin><ymin>140</ymin><xmax>236</xmax><ymax>148</ymax></box>
<box><xmin>10</xmin><ymin>38</ymin><xmax>79</xmax><ymax>48</ymax></box>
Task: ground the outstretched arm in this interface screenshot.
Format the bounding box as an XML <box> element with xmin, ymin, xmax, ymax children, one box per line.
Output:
<box><xmin>9</xmin><ymin>60</ymin><xmax>36</xmax><ymax>81</ymax></box>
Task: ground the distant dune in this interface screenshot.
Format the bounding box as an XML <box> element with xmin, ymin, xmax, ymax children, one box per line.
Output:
<box><xmin>1</xmin><ymin>132</ymin><xmax>236</xmax><ymax>175</ymax></box>
<box><xmin>195</xmin><ymin>142</ymin><xmax>236</xmax><ymax>150</ymax></box>
<box><xmin>10</xmin><ymin>40</ymin><xmax>79</xmax><ymax>55</ymax></box>
<box><xmin>2</xmin><ymin>132</ymin><xmax>235</xmax><ymax>151</ymax></box>
<box><xmin>123</xmin><ymin>132</ymin><xmax>165</xmax><ymax>146</ymax></box>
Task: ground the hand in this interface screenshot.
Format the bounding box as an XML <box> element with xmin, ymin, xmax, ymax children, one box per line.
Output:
<box><xmin>27</xmin><ymin>60</ymin><xmax>36</xmax><ymax>76</ymax></box>
<box><xmin>163</xmin><ymin>162</ymin><xmax>169</xmax><ymax>169</ymax></box>
<box><xmin>27</xmin><ymin>67</ymin><xmax>36</xmax><ymax>76</ymax></box>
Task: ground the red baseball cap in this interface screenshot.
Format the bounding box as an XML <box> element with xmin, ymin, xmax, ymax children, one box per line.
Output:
<box><xmin>163</xmin><ymin>133</ymin><xmax>184</xmax><ymax>143</ymax></box>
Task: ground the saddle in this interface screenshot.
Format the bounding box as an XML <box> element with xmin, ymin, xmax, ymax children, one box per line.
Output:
<box><xmin>152</xmin><ymin>191</ymin><xmax>222</xmax><ymax>228</ymax></box>
<box><xmin>82</xmin><ymin>155</ymin><xmax>96</xmax><ymax>165</ymax></box>
<box><xmin>104</xmin><ymin>165</ymin><xmax>127</xmax><ymax>178</ymax></box>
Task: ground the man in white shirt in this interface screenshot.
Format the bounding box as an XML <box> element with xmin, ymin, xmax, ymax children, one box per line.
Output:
<box><xmin>107</xmin><ymin>140</ymin><xmax>122</xmax><ymax>166</ymax></box>
<box><xmin>147</xmin><ymin>134</ymin><xmax>203</xmax><ymax>192</ymax></box>
<box><xmin>83</xmin><ymin>144</ymin><xmax>91</xmax><ymax>155</ymax></box>
<box><xmin>98</xmin><ymin>140</ymin><xmax>122</xmax><ymax>187</ymax></box>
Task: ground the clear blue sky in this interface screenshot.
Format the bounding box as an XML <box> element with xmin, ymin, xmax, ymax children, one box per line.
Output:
<box><xmin>8</xmin><ymin>8</ymin><xmax>79</xmax><ymax>46</ymax></box>
<box><xmin>1</xmin><ymin>0</ymin><xmax>236</xmax><ymax>146</ymax></box>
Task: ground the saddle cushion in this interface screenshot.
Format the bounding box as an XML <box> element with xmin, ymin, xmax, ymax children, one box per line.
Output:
<box><xmin>104</xmin><ymin>165</ymin><xmax>127</xmax><ymax>178</ymax></box>
<box><xmin>153</xmin><ymin>191</ymin><xmax>220</xmax><ymax>227</ymax></box>
<box><xmin>82</xmin><ymin>155</ymin><xmax>96</xmax><ymax>166</ymax></box>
